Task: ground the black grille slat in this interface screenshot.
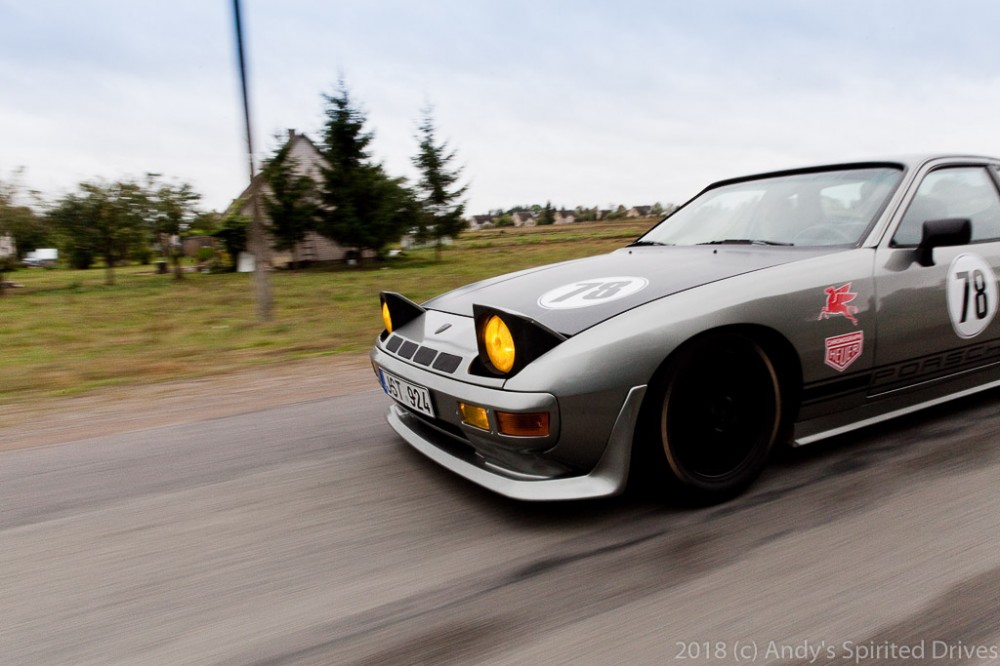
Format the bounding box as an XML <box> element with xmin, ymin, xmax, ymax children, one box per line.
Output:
<box><xmin>432</xmin><ymin>353</ymin><xmax>462</xmax><ymax>374</ymax></box>
<box><xmin>414</xmin><ymin>346</ymin><xmax>437</xmax><ymax>366</ymax></box>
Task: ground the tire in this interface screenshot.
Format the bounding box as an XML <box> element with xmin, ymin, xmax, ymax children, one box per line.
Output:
<box><xmin>638</xmin><ymin>332</ymin><xmax>782</xmax><ymax>504</ymax></box>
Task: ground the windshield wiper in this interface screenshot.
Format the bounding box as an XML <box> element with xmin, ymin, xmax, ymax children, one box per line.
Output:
<box><xmin>628</xmin><ymin>240</ymin><xmax>671</xmax><ymax>247</ymax></box>
<box><xmin>698</xmin><ymin>239</ymin><xmax>794</xmax><ymax>246</ymax></box>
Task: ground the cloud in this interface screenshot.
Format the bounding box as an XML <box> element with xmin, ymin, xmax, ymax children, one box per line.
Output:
<box><xmin>2</xmin><ymin>0</ymin><xmax>1000</xmax><ymax>213</ymax></box>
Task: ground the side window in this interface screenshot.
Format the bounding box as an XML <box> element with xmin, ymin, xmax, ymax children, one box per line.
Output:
<box><xmin>892</xmin><ymin>167</ymin><xmax>1000</xmax><ymax>246</ymax></box>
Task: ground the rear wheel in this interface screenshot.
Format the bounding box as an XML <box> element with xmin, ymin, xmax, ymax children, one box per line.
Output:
<box><xmin>639</xmin><ymin>332</ymin><xmax>782</xmax><ymax>503</ymax></box>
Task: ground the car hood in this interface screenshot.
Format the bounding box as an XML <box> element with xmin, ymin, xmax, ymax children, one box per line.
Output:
<box><xmin>423</xmin><ymin>245</ymin><xmax>838</xmax><ymax>335</ymax></box>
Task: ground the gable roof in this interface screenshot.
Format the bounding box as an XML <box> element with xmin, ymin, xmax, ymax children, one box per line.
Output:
<box><xmin>229</xmin><ymin>130</ymin><xmax>325</xmax><ymax>211</ymax></box>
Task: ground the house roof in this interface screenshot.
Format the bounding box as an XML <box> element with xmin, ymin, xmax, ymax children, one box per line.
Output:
<box><xmin>228</xmin><ymin>130</ymin><xmax>325</xmax><ymax>212</ymax></box>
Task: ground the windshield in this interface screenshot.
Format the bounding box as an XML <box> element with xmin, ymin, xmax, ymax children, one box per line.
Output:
<box><xmin>637</xmin><ymin>166</ymin><xmax>903</xmax><ymax>247</ymax></box>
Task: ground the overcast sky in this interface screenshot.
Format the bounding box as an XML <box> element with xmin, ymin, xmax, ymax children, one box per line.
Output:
<box><xmin>2</xmin><ymin>1</ymin><xmax>999</xmax><ymax>215</ymax></box>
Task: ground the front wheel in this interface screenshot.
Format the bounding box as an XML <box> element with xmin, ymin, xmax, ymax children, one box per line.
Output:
<box><xmin>638</xmin><ymin>333</ymin><xmax>783</xmax><ymax>503</ymax></box>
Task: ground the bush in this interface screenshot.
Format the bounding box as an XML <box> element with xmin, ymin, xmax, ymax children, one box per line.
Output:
<box><xmin>214</xmin><ymin>213</ymin><xmax>249</xmax><ymax>265</ymax></box>
<box><xmin>70</xmin><ymin>248</ymin><xmax>94</xmax><ymax>270</ymax></box>
<box><xmin>133</xmin><ymin>245</ymin><xmax>154</xmax><ymax>265</ymax></box>
<box><xmin>196</xmin><ymin>246</ymin><xmax>216</xmax><ymax>263</ymax></box>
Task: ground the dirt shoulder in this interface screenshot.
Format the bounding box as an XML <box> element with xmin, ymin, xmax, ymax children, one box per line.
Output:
<box><xmin>0</xmin><ymin>353</ymin><xmax>379</xmax><ymax>452</ymax></box>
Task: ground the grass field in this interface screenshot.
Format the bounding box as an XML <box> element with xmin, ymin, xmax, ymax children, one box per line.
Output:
<box><xmin>0</xmin><ymin>220</ymin><xmax>653</xmax><ymax>402</ymax></box>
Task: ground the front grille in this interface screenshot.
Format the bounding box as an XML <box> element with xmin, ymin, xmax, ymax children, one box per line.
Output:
<box><xmin>383</xmin><ymin>335</ymin><xmax>464</xmax><ymax>375</ymax></box>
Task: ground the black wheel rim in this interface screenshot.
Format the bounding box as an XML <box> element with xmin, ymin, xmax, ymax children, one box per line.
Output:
<box><xmin>663</xmin><ymin>342</ymin><xmax>778</xmax><ymax>483</ymax></box>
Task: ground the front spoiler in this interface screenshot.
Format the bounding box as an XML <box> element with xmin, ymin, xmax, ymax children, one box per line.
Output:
<box><xmin>386</xmin><ymin>385</ymin><xmax>647</xmax><ymax>501</ymax></box>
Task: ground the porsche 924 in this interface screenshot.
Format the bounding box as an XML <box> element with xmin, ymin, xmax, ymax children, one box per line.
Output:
<box><xmin>371</xmin><ymin>154</ymin><xmax>1000</xmax><ymax>502</ymax></box>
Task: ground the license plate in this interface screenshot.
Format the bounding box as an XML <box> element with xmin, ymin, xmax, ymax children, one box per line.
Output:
<box><xmin>380</xmin><ymin>369</ymin><xmax>435</xmax><ymax>418</ymax></box>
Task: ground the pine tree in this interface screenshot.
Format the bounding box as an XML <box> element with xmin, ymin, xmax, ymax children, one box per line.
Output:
<box><xmin>412</xmin><ymin>106</ymin><xmax>467</xmax><ymax>260</ymax></box>
<box><xmin>262</xmin><ymin>137</ymin><xmax>317</xmax><ymax>269</ymax></box>
<box><xmin>539</xmin><ymin>201</ymin><xmax>555</xmax><ymax>225</ymax></box>
<box><xmin>316</xmin><ymin>79</ymin><xmax>412</xmax><ymax>260</ymax></box>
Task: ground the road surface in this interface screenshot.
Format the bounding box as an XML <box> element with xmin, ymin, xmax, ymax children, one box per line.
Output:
<box><xmin>2</xmin><ymin>368</ymin><xmax>999</xmax><ymax>665</ymax></box>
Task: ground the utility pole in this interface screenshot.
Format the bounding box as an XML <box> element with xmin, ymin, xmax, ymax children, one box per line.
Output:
<box><xmin>232</xmin><ymin>0</ymin><xmax>272</xmax><ymax>322</ymax></box>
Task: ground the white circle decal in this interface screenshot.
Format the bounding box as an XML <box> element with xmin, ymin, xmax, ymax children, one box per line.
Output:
<box><xmin>538</xmin><ymin>277</ymin><xmax>649</xmax><ymax>309</ymax></box>
<box><xmin>946</xmin><ymin>253</ymin><xmax>998</xmax><ymax>339</ymax></box>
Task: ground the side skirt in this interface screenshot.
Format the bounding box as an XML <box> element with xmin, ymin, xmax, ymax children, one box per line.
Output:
<box><xmin>793</xmin><ymin>376</ymin><xmax>1000</xmax><ymax>447</ymax></box>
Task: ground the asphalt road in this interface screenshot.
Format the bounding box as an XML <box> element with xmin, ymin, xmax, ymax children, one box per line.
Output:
<box><xmin>2</xmin><ymin>384</ymin><xmax>999</xmax><ymax>665</ymax></box>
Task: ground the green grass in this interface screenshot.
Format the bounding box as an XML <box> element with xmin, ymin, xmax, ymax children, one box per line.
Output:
<box><xmin>0</xmin><ymin>220</ymin><xmax>652</xmax><ymax>402</ymax></box>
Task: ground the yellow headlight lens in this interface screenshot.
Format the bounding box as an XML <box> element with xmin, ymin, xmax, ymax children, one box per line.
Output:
<box><xmin>381</xmin><ymin>301</ymin><xmax>393</xmax><ymax>333</ymax></box>
<box><xmin>484</xmin><ymin>315</ymin><xmax>515</xmax><ymax>373</ymax></box>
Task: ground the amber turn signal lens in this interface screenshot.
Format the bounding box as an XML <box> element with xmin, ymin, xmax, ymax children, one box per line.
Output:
<box><xmin>496</xmin><ymin>411</ymin><xmax>550</xmax><ymax>437</ymax></box>
<box><xmin>484</xmin><ymin>315</ymin><xmax>515</xmax><ymax>373</ymax></box>
<box><xmin>459</xmin><ymin>402</ymin><xmax>490</xmax><ymax>431</ymax></box>
<box><xmin>381</xmin><ymin>301</ymin><xmax>393</xmax><ymax>333</ymax></box>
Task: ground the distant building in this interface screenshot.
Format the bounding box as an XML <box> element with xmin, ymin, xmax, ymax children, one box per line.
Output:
<box><xmin>626</xmin><ymin>205</ymin><xmax>653</xmax><ymax>218</ymax></box>
<box><xmin>182</xmin><ymin>236</ymin><xmax>219</xmax><ymax>258</ymax></box>
<box><xmin>512</xmin><ymin>212</ymin><xmax>536</xmax><ymax>227</ymax></box>
<box><xmin>468</xmin><ymin>214</ymin><xmax>494</xmax><ymax>231</ymax></box>
<box><xmin>401</xmin><ymin>233</ymin><xmax>453</xmax><ymax>250</ymax></box>
<box><xmin>554</xmin><ymin>210</ymin><xmax>576</xmax><ymax>225</ymax></box>
<box><xmin>0</xmin><ymin>234</ymin><xmax>14</xmax><ymax>259</ymax></box>
<box><xmin>230</xmin><ymin>129</ymin><xmax>348</xmax><ymax>266</ymax></box>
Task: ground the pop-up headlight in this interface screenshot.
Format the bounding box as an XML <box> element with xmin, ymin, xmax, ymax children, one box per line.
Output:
<box><xmin>379</xmin><ymin>292</ymin><xmax>426</xmax><ymax>338</ymax></box>
<box><xmin>473</xmin><ymin>305</ymin><xmax>565</xmax><ymax>377</ymax></box>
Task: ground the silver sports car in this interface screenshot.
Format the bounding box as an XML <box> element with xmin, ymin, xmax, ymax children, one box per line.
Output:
<box><xmin>371</xmin><ymin>154</ymin><xmax>1000</xmax><ymax>502</ymax></box>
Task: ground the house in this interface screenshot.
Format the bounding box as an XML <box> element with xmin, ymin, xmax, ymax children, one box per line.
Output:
<box><xmin>468</xmin><ymin>214</ymin><xmax>494</xmax><ymax>231</ymax></box>
<box><xmin>0</xmin><ymin>234</ymin><xmax>14</xmax><ymax>259</ymax></box>
<box><xmin>512</xmin><ymin>212</ymin><xmax>536</xmax><ymax>227</ymax></box>
<box><xmin>182</xmin><ymin>236</ymin><xmax>219</xmax><ymax>258</ymax></box>
<box><xmin>626</xmin><ymin>205</ymin><xmax>654</xmax><ymax>218</ymax></box>
<box><xmin>400</xmin><ymin>232</ymin><xmax>453</xmax><ymax>250</ymax></box>
<box><xmin>230</xmin><ymin>129</ymin><xmax>349</xmax><ymax>266</ymax></box>
<box><xmin>554</xmin><ymin>209</ymin><xmax>576</xmax><ymax>225</ymax></box>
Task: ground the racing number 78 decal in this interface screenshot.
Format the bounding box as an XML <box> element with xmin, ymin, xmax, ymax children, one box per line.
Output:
<box><xmin>947</xmin><ymin>253</ymin><xmax>998</xmax><ymax>339</ymax></box>
<box><xmin>538</xmin><ymin>277</ymin><xmax>649</xmax><ymax>309</ymax></box>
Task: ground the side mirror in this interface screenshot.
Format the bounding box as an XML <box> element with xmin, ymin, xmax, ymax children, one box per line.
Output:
<box><xmin>915</xmin><ymin>218</ymin><xmax>971</xmax><ymax>267</ymax></box>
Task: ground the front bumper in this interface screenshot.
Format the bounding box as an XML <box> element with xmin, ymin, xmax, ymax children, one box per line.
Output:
<box><xmin>372</xmin><ymin>345</ymin><xmax>646</xmax><ymax>500</ymax></box>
